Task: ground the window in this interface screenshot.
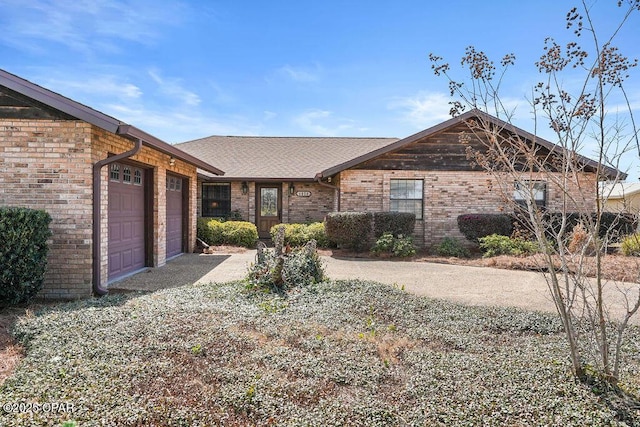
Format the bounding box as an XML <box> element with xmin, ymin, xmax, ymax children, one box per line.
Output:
<box><xmin>123</xmin><ymin>167</ymin><xmax>131</xmax><ymax>184</ymax></box>
<box><xmin>202</xmin><ymin>183</ymin><xmax>231</xmax><ymax>217</ymax></box>
<box><xmin>110</xmin><ymin>164</ymin><xmax>120</xmax><ymax>181</ymax></box>
<box><xmin>514</xmin><ymin>181</ymin><xmax>546</xmax><ymax>208</ymax></box>
<box><xmin>390</xmin><ymin>179</ymin><xmax>423</xmax><ymax>219</ymax></box>
<box><xmin>133</xmin><ymin>169</ymin><xmax>142</xmax><ymax>185</ymax></box>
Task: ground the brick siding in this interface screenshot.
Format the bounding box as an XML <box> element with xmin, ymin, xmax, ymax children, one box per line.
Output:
<box><xmin>339</xmin><ymin>169</ymin><xmax>597</xmax><ymax>248</ymax></box>
<box><xmin>0</xmin><ymin>118</ymin><xmax>199</xmax><ymax>299</ymax></box>
<box><xmin>197</xmin><ymin>180</ymin><xmax>336</xmax><ymax>225</ymax></box>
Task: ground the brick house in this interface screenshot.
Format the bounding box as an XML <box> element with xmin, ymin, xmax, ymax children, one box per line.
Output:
<box><xmin>0</xmin><ymin>69</ymin><xmax>223</xmax><ymax>299</ymax></box>
<box><xmin>178</xmin><ymin>109</ymin><xmax>623</xmax><ymax>245</ymax></box>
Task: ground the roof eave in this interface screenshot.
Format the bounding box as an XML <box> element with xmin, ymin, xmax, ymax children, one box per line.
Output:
<box><xmin>0</xmin><ymin>69</ymin><xmax>121</xmax><ymax>133</ymax></box>
<box><xmin>198</xmin><ymin>174</ymin><xmax>316</xmax><ymax>182</ymax></box>
<box><xmin>117</xmin><ymin>125</ymin><xmax>224</xmax><ymax>176</ymax></box>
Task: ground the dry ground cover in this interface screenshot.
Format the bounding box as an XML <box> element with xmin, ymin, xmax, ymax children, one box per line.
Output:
<box><xmin>324</xmin><ymin>249</ymin><xmax>640</xmax><ymax>284</ymax></box>
<box><xmin>1</xmin><ymin>279</ymin><xmax>639</xmax><ymax>426</ymax></box>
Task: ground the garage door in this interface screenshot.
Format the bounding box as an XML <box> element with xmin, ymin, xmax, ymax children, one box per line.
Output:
<box><xmin>108</xmin><ymin>163</ymin><xmax>146</xmax><ymax>281</ymax></box>
<box><xmin>166</xmin><ymin>174</ymin><xmax>184</xmax><ymax>259</ymax></box>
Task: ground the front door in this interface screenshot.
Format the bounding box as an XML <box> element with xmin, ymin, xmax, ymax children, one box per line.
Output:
<box><xmin>256</xmin><ymin>184</ymin><xmax>281</xmax><ymax>238</ymax></box>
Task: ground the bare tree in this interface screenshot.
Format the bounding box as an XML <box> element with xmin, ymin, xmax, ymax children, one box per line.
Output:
<box><xmin>430</xmin><ymin>0</ymin><xmax>640</xmax><ymax>386</ymax></box>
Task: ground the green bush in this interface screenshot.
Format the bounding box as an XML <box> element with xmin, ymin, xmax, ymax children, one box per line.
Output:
<box><xmin>436</xmin><ymin>237</ymin><xmax>471</xmax><ymax>258</ymax></box>
<box><xmin>0</xmin><ymin>207</ymin><xmax>52</xmax><ymax>306</ymax></box>
<box><xmin>373</xmin><ymin>212</ymin><xmax>416</xmax><ymax>238</ymax></box>
<box><xmin>457</xmin><ymin>214</ymin><xmax>513</xmax><ymax>242</ymax></box>
<box><xmin>371</xmin><ymin>232</ymin><xmax>416</xmax><ymax>258</ymax></box>
<box><xmin>478</xmin><ymin>234</ymin><xmax>538</xmax><ymax>258</ymax></box>
<box><xmin>197</xmin><ymin>218</ymin><xmax>224</xmax><ymax>245</ymax></box>
<box><xmin>324</xmin><ymin>212</ymin><xmax>373</xmax><ymax>251</ymax></box>
<box><xmin>620</xmin><ymin>233</ymin><xmax>640</xmax><ymax>256</ymax></box>
<box><xmin>518</xmin><ymin>212</ymin><xmax>638</xmax><ymax>242</ymax></box>
<box><xmin>197</xmin><ymin>218</ymin><xmax>257</xmax><ymax>248</ymax></box>
<box><xmin>269</xmin><ymin>222</ymin><xmax>331</xmax><ymax>248</ymax></box>
<box><xmin>222</xmin><ymin>221</ymin><xmax>259</xmax><ymax>248</ymax></box>
<box><xmin>370</xmin><ymin>232</ymin><xmax>394</xmax><ymax>255</ymax></box>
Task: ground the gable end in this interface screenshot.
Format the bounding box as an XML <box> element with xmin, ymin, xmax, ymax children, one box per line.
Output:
<box><xmin>352</xmin><ymin>122</ymin><xmax>486</xmax><ymax>171</ymax></box>
<box><xmin>0</xmin><ymin>86</ymin><xmax>76</xmax><ymax>120</ymax></box>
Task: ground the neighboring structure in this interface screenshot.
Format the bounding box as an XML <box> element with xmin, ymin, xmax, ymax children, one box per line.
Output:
<box><xmin>0</xmin><ymin>69</ymin><xmax>223</xmax><ymax>299</ymax></box>
<box><xmin>602</xmin><ymin>182</ymin><xmax>640</xmax><ymax>215</ymax></box>
<box><xmin>178</xmin><ymin>109</ymin><xmax>624</xmax><ymax>245</ymax></box>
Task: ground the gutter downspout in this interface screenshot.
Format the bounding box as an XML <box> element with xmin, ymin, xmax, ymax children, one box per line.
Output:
<box><xmin>92</xmin><ymin>138</ymin><xmax>143</xmax><ymax>296</ymax></box>
<box><xmin>315</xmin><ymin>174</ymin><xmax>340</xmax><ymax>212</ymax></box>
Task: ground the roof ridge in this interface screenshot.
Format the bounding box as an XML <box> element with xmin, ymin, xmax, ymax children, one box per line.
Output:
<box><xmin>177</xmin><ymin>135</ymin><xmax>399</xmax><ymax>144</ymax></box>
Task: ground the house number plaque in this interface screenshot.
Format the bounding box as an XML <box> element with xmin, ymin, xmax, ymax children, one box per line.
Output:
<box><xmin>296</xmin><ymin>191</ymin><xmax>311</xmax><ymax>197</ymax></box>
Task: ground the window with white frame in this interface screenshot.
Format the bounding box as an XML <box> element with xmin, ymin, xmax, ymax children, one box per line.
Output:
<box><xmin>390</xmin><ymin>179</ymin><xmax>423</xmax><ymax>219</ymax></box>
<box><xmin>514</xmin><ymin>181</ymin><xmax>546</xmax><ymax>208</ymax></box>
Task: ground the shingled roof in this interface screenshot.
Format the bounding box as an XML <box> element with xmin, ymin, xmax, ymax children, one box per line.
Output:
<box><xmin>175</xmin><ymin>136</ymin><xmax>399</xmax><ymax>180</ymax></box>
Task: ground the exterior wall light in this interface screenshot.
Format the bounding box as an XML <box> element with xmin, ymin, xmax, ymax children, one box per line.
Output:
<box><xmin>289</xmin><ymin>182</ymin><xmax>295</xmax><ymax>195</ymax></box>
<box><xmin>169</xmin><ymin>157</ymin><xmax>176</xmax><ymax>167</ymax></box>
<box><xmin>241</xmin><ymin>181</ymin><xmax>248</xmax><ymax>195</ymax></box>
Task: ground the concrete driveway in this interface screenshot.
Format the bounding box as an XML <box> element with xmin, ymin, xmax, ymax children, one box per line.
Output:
<box><xmin>113</xmin><ymin>250</ymin><xmax>639</xmax><ymax>325</ymax></box>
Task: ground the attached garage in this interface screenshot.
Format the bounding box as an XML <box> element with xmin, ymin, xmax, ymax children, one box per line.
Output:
<box><xmin>108</xmin><ymin>162</ymin><xmax>147</xmax><ymax>282</ymax></box>
<box><xmin>166</xmin><ymin>174</ymin><xmax>185</xmax><ymax>259</ymax></box>
<box><xmin>0</xmin><ymin>69</ymin><xmax>225</xmax><ymax>299</ymax></box>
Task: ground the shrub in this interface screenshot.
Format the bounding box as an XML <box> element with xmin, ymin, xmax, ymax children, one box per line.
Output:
<box><xmin>0</xmin><ymin>207</ymin><xmax>52</xmax><ymax>306</ymax></box>
<box><xmin>222</xmin><ymin>221</ymin><xmax>259</xmax><ymax>248</ymax></box>
<box><xmin>535</xmin><ymin>212</ymin><xmax>637</xmax><ymax>242</ymax></box>
<box><xmin>270</xmin><ymin>222</ymin><xmax>331</xmax><ymax>248</ymax></box>
<box><xmin>457</xmin><ymin>214</ymin><xmax>513</xmax><ymax>242</ymax></box>
<box><xmin>197</xmin><ymin>218</ymin><xmax>224</xmax><ymax>245</ymax></box>
<box><xmin>373</xmin><ymin>212</ymin><xmax>416</xmax><ymax>238</ymax></box>
<box><xmin>478</xmin><ymin>234</ymin><xmax>538</xmax><ymax>258</ymax></box>
<box><xmin>436</xmin><ymin>237</ymin><xmax>471</xmax><ymax>258</ymax></box>
<box><xmin>197</xmin><ymin>218</ymin><xmax>257</xmax><ymax>248</ymax></box>
<box><xmin>370</xmin><ymin>233</ymin><xmax>394</xmax><ymax>255</ymax></box>
<box><xmin>620</xmin><ymin>233</ymin><xmax>640</xmax><ymax>256</ymax></box>
<box><xmin>324</xmin><ymin>212</ymin><xmax>373</xmax><ymax>251</ymax></box>
<box><xmin>599</xmin><ymin>212</ymin><xmax>637</xmax><ymax>240</ymax></box>
<box><xmin>371</xmin><ymin>232</ymin><xmax>416</xmax><ymax>258</ymax></box>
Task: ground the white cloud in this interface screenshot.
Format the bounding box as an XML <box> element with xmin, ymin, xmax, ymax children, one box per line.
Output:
<box><xmin>388</xmin><ymin>91</ymin><xmax>453</xmax><ymax>129</ymax></box>
<box><xmin>0</xmin><ymin>0</ymin><xmax>188</xmax><ymax>54</ymax></box>
<box><xmin>293</xmin><ymin>109</ymin><xmax>361</xmax><ymax>136</ymax></box>
<box><xmin>41</xmin><ymin>75</ymin><xmax>143</xmax><ymax>100</ymax></box>
<box><xmin>105</xmin><ymin>103</ymin><xmax>259</xmax><ymax>142</ymax></box>
<box><xmin>147</xmin><ymin>69</ymin><xmax>201</xmax><ymax>107</ymax></box>
<box><xmin>277</xmin><ymin>64</ymin><xmax>322</xmax><ymax>83</ymax></box>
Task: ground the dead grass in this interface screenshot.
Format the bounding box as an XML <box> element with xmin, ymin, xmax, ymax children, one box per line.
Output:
<box><xmin>323</xmin><ymin>248</ymin><xmax>640</xmax><ymax>283</ymax></box>
<box><xmin>0</xmin><ymin>308</ymin><xmax>24</xmax><ymax>388</ymax></box>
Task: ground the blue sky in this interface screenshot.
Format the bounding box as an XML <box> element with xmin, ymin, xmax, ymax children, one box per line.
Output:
<box><xmin>1</xmin><ymin>0</ymin><xmax>639</xmax><ymax>179</ymax></box>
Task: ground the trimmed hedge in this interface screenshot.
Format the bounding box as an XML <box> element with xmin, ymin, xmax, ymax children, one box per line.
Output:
<box><xmin>0</xmin><ymin>207</ymin><xmax>52</xmax><ymax>306</ymax></box>
<box><xmin>457</xmin><ymin>214</ymin><xmax>513</xmax><ymax>242</ymax></box>
<box><xmin>269</xmin><ymin>222</ymin><xmax>331</xmax><ymax>248</ymax></box>
<box><xmin>373</xmin><ymin>212</ymin><xmax>416</xmax><ymax>238</ymax></box>
<box><xmin>516</xmin><ymin>212</ymin><xmax>638</xmax><ymax>241</ymax></box>
<box><xmin>324</xmin><ymin>212</ymin><xmax>373</xmax><ymax>251</ymax></box>
<box><xmin>197</xmin><ymin>218</ymin><xmax>258</xmax><ymax>248</ymax></box>
<box><xmin>325</xmin><ymin>211</ymin><xmax>417</xmax><ymax>251</ymax></box>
